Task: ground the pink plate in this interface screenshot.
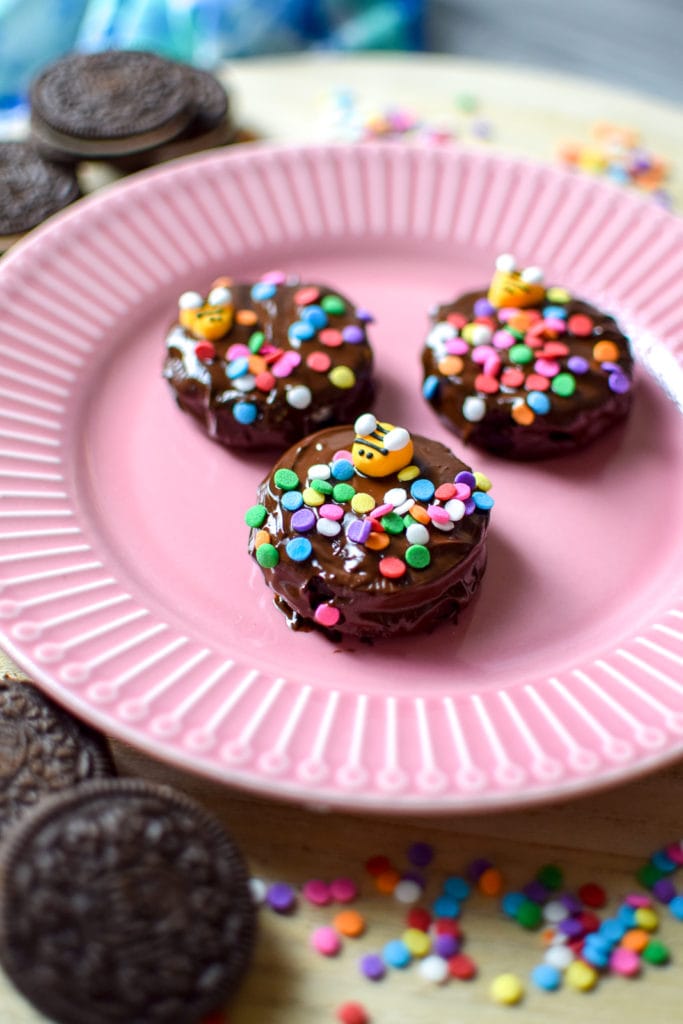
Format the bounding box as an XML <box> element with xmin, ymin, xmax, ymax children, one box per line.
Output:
<box><xmin>0</xmin><ymin>143</ymin><xmax>681</xmax><ymax>812</ymax></box>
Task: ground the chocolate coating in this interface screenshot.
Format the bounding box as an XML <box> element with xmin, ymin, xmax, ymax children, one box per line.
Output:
<box><xmin>0</xmin><ymin>143</ymin><xmax>79</xmax><ymax>247</ymax></box>
<box><xmin>165</xmin><ymin>281</ymin><xmax>375</xmax><ymax>449</ymax></box>
<box><xmin>29</xmin><ymin>51</ymin><xmax>194</xmax><ymax>159</ymax></box>
<box><xmin>0</xmin><ymin>779</ymin><xmax>256</xmax><ymax>1024</ymax></box>
<box><xmin>0</xmin><ymin>675</ymin><xmax>113</xmax><ymax>840</ymax></box>
<box><xmin>249</xmin><ymin>424</ymin><xmax>491</xmax><ymax>641</ymax></box>
<box><xmin>422</xmin><ymin>289</ymin><xmax>634</xmax><ymax>459</ymax></box>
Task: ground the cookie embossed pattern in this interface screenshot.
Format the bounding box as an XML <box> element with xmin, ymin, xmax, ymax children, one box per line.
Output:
<box><xmin>0</xmin><ymin>144</ymin><xmax>679</xmax><ymax>812</ymax></box>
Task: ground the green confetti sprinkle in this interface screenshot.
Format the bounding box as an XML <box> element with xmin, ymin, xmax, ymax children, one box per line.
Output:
<box><xmin>274</xmin><ymin>468</ymin><xmax>299</xmax><ymax>491</ymax></box>
<box><xmin>509</xmin><ymin>343</ymin><xmax>534</xmax><ymax>365</ymax></box>
<box><xmin>332</xmin><ymin>483</ymin><xmax>355</xmax><ymax>503</ymax></box>
<box><xmin>248</xmin><ymin>330</ymin><xmax>265</xmax><ymax>353</ymax></box>
<box><xmin>380</xmin><ymin>512</ymin><xmax>405</xmax><ymax>535</ymax></box>
<box><xmin>256</xmin><ymin>543</ymin><xmax>279</xmax><ymax>568</ymax></box>
<box><xmin>321</xmin><ymin>294</ymin><xmax>346</xmax><ymax>316</ymax></box>
<box><xmin>551</xmin><ymin>372</ymin><xmax>576</xmax><ymax>397</ymax></box>
<box><xmin>245</xmin><ymin>504</ymin><xmax>267</xmax><ymax>529</ymax></box>
<box><xmin>405</xmin><ymin>544</ymin><xmax>431</xmax><ymax>569</ymax></box>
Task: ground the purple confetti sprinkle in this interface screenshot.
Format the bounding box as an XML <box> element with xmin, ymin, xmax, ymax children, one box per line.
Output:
<box><xmin>473</xmin><ymin>297</ymin><xmax>495</xmax><ymax>317</ymax></box>
<box><xmin>434</xmin><ymin>933</ymin><xmax>460</xmax><ymax>958</ymax></box>
<box><xmin>407</xmin><ymin>842</ymin><xmax>435</xmax><ymax>868</ymax></box>
<box><xmin>266</xmin><ymin>881</ymin><xmax>296</xmax><ymax>913</ymax></box>
<box><xmin>559</xmin><ymin>917</ymin><xmax>585</xmax><ymax>938</ymax></box>
<box><xmin>523</xmin><ymin>880</ymin><xmax>548</xmax><ymax>904</ymax></box>
<box><xmin>360</xmin><ymin>953</ymin><xmax>386</xmax><ymax>980</ymax></box>
<box><xmin>355</xmin><ymin>307</ymin><xmax>375</xmax><ymax>323</ymax></box>
<box><xmin>560</xmin><ymin>893</ymin><xmax>583</xmax><ymax>915</ymax></box>
<box><xmin>455</xmin><ymin>471</ymin><xmax>477</xmax><ymax>489</ymax></box>
<box><xmin>608</xmin><ymin>371</ymin><xmax>631</xmax><ymax>394</ymax></box>
<box><xmin>652</xmin><ymin>878</ymin><xmax>677</xmax><ymax>904</ymax></box>
<box><xmin>467</xmin><ymin>858</ymin><xmax>493</xmax><ymax>882</ymax></box>
<box><xmin>464</xmin><ymin>498</ymin><xmax>476</xmax><ymax>516</ymax></box>
<box><xmin>291</xmin><ymin>508</ymin><xmax>316</xmax><ymax>533</ymax></box>
<box><xmin>347</xmin><ymin>518</ymin><xmax>372</xmax><ymax>544</ymax></box>
<box><xmin>567</xmin><ymin>355</ymin><xmax>589</xmax><ymax>375</ymax></box>
<box><xmin>342</xmin><ymin>324</ymin><xmax>365</xmax><ymax>344</ymax></box>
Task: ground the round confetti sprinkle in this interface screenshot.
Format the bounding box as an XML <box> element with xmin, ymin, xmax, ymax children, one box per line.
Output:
<box><xmin>332</xmin><ymin>459</ymin><xmax>355</xmax><ymax>481</ymax></box>
<box><xmin>478</xmin><ymin>867</ymin><xmax>504</xmax><ymax>897</ymax></box>
<box><xmin>642</xmin><ymin>939</ymin><xmax>670</xmax><ymax>965</ymax></box>
<box><xmin>274</xmin><ymin>468</ymin><xmax>299</xmax><ymax>491</ymax></box>
<box><xmin>462</xmin><ymin>395</ymin><xmax>486</xmax><ymax>422</ymax></box>
<box><xmin>306</xmin><ymin>351</ymin><xmax>331</xmax><ymax>373</ymax></box>
<box><xmin>608</xmin><ymin>371</ymin><xmax>631</xmax><ymax>393</ymax></box>
<box><xmin>311</xmin><ymin>925</ymin><xmax>341</xmax><ymax>956</ymax></box>
<box><xmin>423</xmin><ymin>375</ymin><xmax>440</xmax><ymax>399</ymax></box>
<box><xmin>314</xmin><ymin>604</ymin><xmax>340</xmax><ymax>628</ymax></box>
<box><xmin>567</xmin><ymin>313</ymin><xmax>593</xmax><ymax>336</ymax></box>
<box><xmin>418</xmin><ymin>955</ymin><xmax>449</xmax><ymax>984</ymax></box>
<box><xmin>516</xmin><ymin>899</ymin><xmax>543</xmax><ymax>930</ymax></box>
<box><xmin>334</xmin><ymin>909</ymin><xmax>366</xmax><ymax>938</ymax></box>
<box><xmin>578</xmin><ymin>882</ymin><xmax>607</xmax><ymax>908</ymax></box>
<box><xmin>266</xmin><ymin>881</ymin><xmax>296</xmax><ymax>913</ymax></box>
<box><xmin>330</xmin><ymin>878</ymin><xmax>358</xmax><ymax>903</ymax></box>
<box><xmin>288</xmin><ymin>320</ymin><xmax>315</xmax><ymax>342</ymax></box>
<box><xmin>490</xmin><ymin>973</ymin><xmax>524</xmax><ymax>1006</ymax></box>
<box><xmin>286</xmin><ymin>385</ymin><xmax>313</xmax><ymax>409</ymax></box>
<box><xmin>294</xmin><ymin>286</ymin><xmax>320</xmax><ymax>306</ymax></box>
<box><xmin>303</xmin><ymin>487</ymin><xmax>324</xmax><ymax>507</ymax></box>
<box><xmin>366</xmin><ymin>855</ymin><xmax>392</xmax><ymax>876</ymax></box>
<box><xmin>394</xmin><ymin>879</ymin><xmax>423</xmax><ymax>904</ymax></box>
<box><xmin>329</xmin><ymin>366</ymin><xmax>356</xmax><ymax>389</ymax></box>
<box><xmin>343</xmin><ymin>325</ymin><xmax>365</xmax><ymax>344</ymax></box>
<box><xmin>321</xmin><ymin>294</ymin><xmax>347</xmax><ymax>316</ymax></box>
<box><xmin>379</xmin><ymin>557</ymin><xmax>406</xmax><ymax>580</ymax></box>
<box><xmin>195</xmin><ymin>340</ymin><xmax>215</xmax><ymax>360</ymax></box>
<box><xmin>448</xmin><ymin>953</ymin><xmax>477</xmax><ymax>980</ymax></box>
<box><xmin>249</xmin><ymin>877</ymin><xmax>267</xmax><ymax>904</ymax></box>
<box><xmin>544</xmin><ymin>945</ymin><xmax>575</xmax><ymax>971</ymax></box>
<box><xmin>384</xmin><ymin>939</ymin><xmax>412</xmax><ymax>968</ymax></box>
<box><xmin>634</xmin><ymin>906</ymin><xmax>659</xmax><ymax>931</ymax></box>
<box><xmin>380</xmin><ymin>512</ymin><xmax>405</xmax><ymax>535</ymax></box>
<box><xmin>410</xmin><ymin>479</ymin><xmax>435</xmax><ymax>502</ymax></box>
<box><xmin>402</xmin><ymin>929</ymin><xmax>431</xmax><ymax>958</ymax></box>
<box><xmin>443</xmin><ymin>876</ymin><xmax>470</xmax><ymax>901</ymax></box>
<box><xmin>251</xmin><ymin>281</ymin><xmax>276</xmax><ymax>301</ymax></box>
<box><xmin>565</xmin><ymin>960</ymin><xmax>598</xmax><ymax>991</ymax></box>
<box><xmin>527</xmin><ymin>390</ymin><xmax>551</xmax><ymax>415</ymax></box>
<box><xmin>286</xmin><ymin>537</ymin><xmax>312</xmax><ymax>562</ymax></box>
<box><xmin>256</xmin><ymin>543</ymin><xmax>279</xmax><ymax>568</ymax></box>
<box><xmin>610</xmin><ymin>946</ymin><xmax>641</xmax><ymax>977</ymax></box>
<box><xmin>433</xmin><ymin>933</ymin><xmax>459</xmax><ymax>958</ymax></box>
<box><xmin>232</xmin><ymin>401</ymin><xmax>258</xmax><ymax>425</ymax></box>
<box><xmin>336</xmin><ymin>1002</ymin><xmax>369</xmax><ymax>1024</ymax></box>
<box><xmin>245</xmin><ymin>504</ymin><xmax>267</xmax><ymax>528</ymax></box>
<box><xmin>432</xmin><ymin>895</ymin><xmax>460</xmax><ymax>919</ymax></box>
<box><xmin>531</xmin><ymin>963</ymin><xmax>562</xmax><ymax>991</ymax></box>
<box><xmin>406</xmin><ymin>908</ymin><xmax>431</xmax><ymax>931</ymax></box>
<box><xmin>551</xmin><ymin>372</ymin><xmax>576</xmax><ymax>397</ymax></box>
<box><xmin>302</xmin><ymin>879</ymin><xmax>331</xmax><ymax>906</ymax></box>
<box><xmin>509</xmin><ymin>343</ymin><xmax>534</xmax><ymax>365</ymax></box>
<box><xmin>359</xmin><ymin>953</ymin><xmax>385</xmax><ymax>981</ymax></box>
<box><xmin>312</xmin><ymin>478</ymin><xmax>333</xmax><ymax>495</ymax></box>
<box><xmin>319</xmin><ymin>328</ymin><xmax>343</xmax><ymax>348</ymax></box>
<box><xmin>301</xmin><ymin>305</ymin><xmax>328</xmax><ymax>329</ymax></box>
<box><xmin>405</xmin><ymin>545</ymin><xmax>431</xmax><ymax>570</ymax></box>
<box><xmin>291</xmin><ymin>508</ymin><xmax>316</xmax><ymax>532</ymax></box>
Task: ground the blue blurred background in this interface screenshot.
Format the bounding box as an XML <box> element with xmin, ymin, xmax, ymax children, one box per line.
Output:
<box><xmin>0</xmin><ymin>0</ymin><xmax>679</xmax><ymax>114</ymax></box>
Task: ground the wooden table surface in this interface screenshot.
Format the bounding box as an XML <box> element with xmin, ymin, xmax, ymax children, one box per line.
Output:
<box><xmin>1</xmin><ymin>53</ymin><xmax>682</xmax><ymax>1024</ymax></box>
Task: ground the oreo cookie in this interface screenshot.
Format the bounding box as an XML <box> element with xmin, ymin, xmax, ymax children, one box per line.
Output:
<box><xmin>29</xmin><ymin>50</ymin><xmax>196</xmax><ymax>161</ymax></box>
<box><xmin>0</xmin><ymin>142</ymin><xmax>80</xmax><ymax>252</ymax></box>
<box><xmin>0</xmin><ymin>675</ymin><xmax>113</xmax><ymax>839</ymax></box>
<box><xmin>0</xmin><ymin>779</ymin><xmax>256</xmax><ymax>1024</ymax></box>
<box><xmin>112</xmin><ymin>65</ymin><xmax>234</xmax><ymax>172</ymax></box>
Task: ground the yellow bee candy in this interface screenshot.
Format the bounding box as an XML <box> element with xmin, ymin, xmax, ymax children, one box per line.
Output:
<box><xmin>351</xmin><ymin>414</ymin><xmax>414</xmax><ymax>478</ymax></box>
<box><xmin>487</xmin><ymin>253</ymin><xmax>545</xmax><ymax>309</ymax></box>
<box><xmin>178</xmin><ymin>279</ymin><xmax>234</xmax><ymax>340</ymax></box>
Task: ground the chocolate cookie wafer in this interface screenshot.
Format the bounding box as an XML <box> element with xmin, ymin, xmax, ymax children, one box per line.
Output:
<box><xmin>0</xmin><ymin>142</ymin><xmax>80</xmax><ymax>252</ymax></box>
<box><xmin>0</xmin><ymin>779</ymin><xmax>256</xmax><ymax>1024</ymax></box>
<box><xmin>29</xmin><ymin>50</ymin><xmax>196</xmax><ymax>161</ymax></box>
<box><xmin>0</xmin><ymin>675</ymin><xmax>113</xmax><ymax>839</ymax></box>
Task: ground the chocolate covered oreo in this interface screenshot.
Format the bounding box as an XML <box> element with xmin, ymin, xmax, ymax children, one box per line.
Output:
<box><xmin>0</xmin><ymin>779</ymin><xmax>256</xmax><ymax>1024</ymax></box>
<box><xmin>0</xmin><ymin>675</ymin><xmax>113</xmax><ymax>839</ymax></box>
<box><xmin>0</xmin><ymin>142</ymin><xmax>80</xmax><ymax>251</ymax></box>
<box><xmin>421</xmin><ymin>254</ymin><xmax>634</xmax><ymax>459</ymax></box>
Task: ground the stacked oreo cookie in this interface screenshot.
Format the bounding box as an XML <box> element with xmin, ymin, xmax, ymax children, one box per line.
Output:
<box><xmin>0</xmin><ymin>51</ymin><xmax>235</xmax><ymax>254</ymax></box>
<box><xmin>0</xmin><ymin>676</ymin><xmax>255</xmax><ymax>1024</ymax></box>
<box><xmin>29</xmin><ymin>50</ymin><xmax>235</xmax><ymax>168</ymax></box>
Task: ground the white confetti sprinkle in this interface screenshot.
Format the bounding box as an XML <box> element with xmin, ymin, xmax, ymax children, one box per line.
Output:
<box><xmin>462</xmin><ymin>396</ymin><xmax>486</xmax><ymax>422</ymax></box>
<box><xmin>286</xmin><ymin>385</ymin><xmax>312</xmax><ymax>409</ymax></box>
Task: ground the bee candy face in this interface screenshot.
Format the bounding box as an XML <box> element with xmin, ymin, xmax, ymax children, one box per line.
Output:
<box><xmin>178</xmin><ymin>284</ymin><xmax>234</xmax><ymax>340</ymax></box>
<box><xmin>351</xmin><ymin>414</ymin><xmax>414</xmax><ymax>478</ymax></box>
<box><xmin>487</xmin><ymin>255</ymin><xmax>545</xmax><ymax>309</ymax></box>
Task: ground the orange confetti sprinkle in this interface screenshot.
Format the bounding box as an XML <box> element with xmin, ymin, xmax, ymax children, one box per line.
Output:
<box><xmin>365</xmin><ymin>532</ymin><xmax>390</xmax><ymax>552</ymax></box>
<box><xmin>334</xmin><ymin>909</ymin><xmax>366</xmax><ymax>938</ymax></box>
<box><xmin>438</xmin><ymin>355</ymin><xmax>464</xmax><ymax>376</ymax></box>
<box><xmin>236</xmin><ymin>309</ymin><xmax>258</xmax><ymax>326</ymax></box>
<box><xmin>374</xmin><ymin>868</ymin><xmax>401</xmax><ymax>894</ymax></box>
<box><xmin>478</xmin><ymin>867</ymin><xmax>504</xmax><ymax>897</ymax></box>
<box><xmin>593</xmin><ymin>340</ymin><xmax>620</xmax><ymax>363</ymax></box>
<box><xmin>254</xmin><ymin>530</ymin><xmax>270</xmax><ymax>548</ymax></box>
<box><xmin>621</xmin><ymin>929</ymin><xmax>649</xmax><ymax>953</ymax></box>
<box><xmin>511</xmin><ymin>402</ymin><xmax>535</xmax><ymax>426</ymax></box>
